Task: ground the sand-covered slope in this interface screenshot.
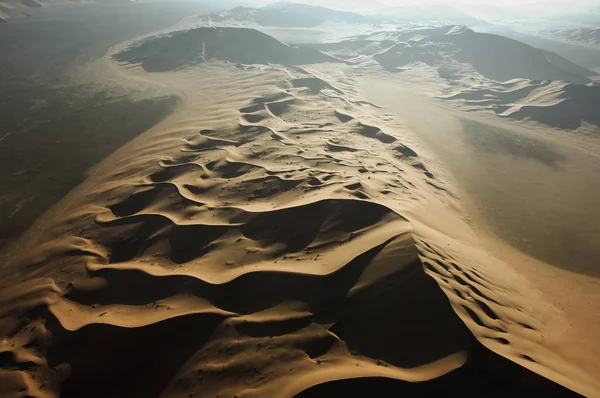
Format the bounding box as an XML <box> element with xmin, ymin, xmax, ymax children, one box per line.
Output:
<box><xmin>113</xmin><ymin>27</ymin><xmax>341</xmax><ymax>72</ymax></box>
<box><xmin>0</xmin><ymin>20</ymin><xmax>597</xmax><ymax>396</ymax></box>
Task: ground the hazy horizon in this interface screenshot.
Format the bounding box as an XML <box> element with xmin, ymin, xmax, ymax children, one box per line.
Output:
<box><xmin>234</xmin><ymin>0</ymin><xmax>600</xmax><ymax>18</ymax></box>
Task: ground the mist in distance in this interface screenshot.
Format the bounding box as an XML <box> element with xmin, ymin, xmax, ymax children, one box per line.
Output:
<box><xmin>232</xmin><ymin>0</ymin><xmax>600</xmax><ymax>27</ymax></box>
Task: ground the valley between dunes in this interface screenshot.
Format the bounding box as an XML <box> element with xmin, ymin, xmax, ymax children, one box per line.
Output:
<box><xmin>1</xmin><ymin>27</ymin><xmax>599</xmax><ymax>398</ymax></box>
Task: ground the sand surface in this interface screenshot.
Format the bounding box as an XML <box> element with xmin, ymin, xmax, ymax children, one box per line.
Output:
<box><xmin>1</xmin><ymin>13</ymin><xmax>599</xmax><ymax>398</ymax></box>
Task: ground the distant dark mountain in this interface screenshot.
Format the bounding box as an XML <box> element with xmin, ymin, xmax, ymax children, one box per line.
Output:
<box><xmin>547</xmin><ymin>6</ymin><xmax>600</xmax><ymax>27</ymax></box>
<box><xmin>373</xmin><ymin>26</ymin><xmax>594</xmax><ymax>84</ymax></box>
<box><xmin>443</xmin><ymin>79</ymin><xmax>600</xmax><ymax>130</ymax></box>
<box><xmin>21</xmin><ymin>0</ymin><xmax>42</xmax><ymax>7</ymax></box>
<box><xmin>0</xmin><ymin>0</ymin><xmax>136</xmax><ymax>20</ymax></box>
<box><xmin>113</xmin><ymin>27</ymin><xmax>341</xmax><ymax>72</ymax></box>
<box><xmin>0</xmin><ymin>1</ymin><xmax>31</xmax><ymax>19</ymax></box>
<box><xmin>503</xmin><ymin>82</ymin><xmax>600</xmax><ymax>129</ymax></box>
<box><xmin>541</xmin><ymin>28</ymin><xmax>600</xmax><ymax>49</ymax></box>
<box><xmin>308</xmin><ymin>26</ymin><xmax>594</xmax><ymax>84</ymax></box>
<box><xmin>258</xmin><ymin>3</ymin><xmax>375</xmax><ymax>27</ymax></box>
<box><xmin>202</xmin><ymin>3</ymin><xmax>376</xmax><ymax>28</ymax></box>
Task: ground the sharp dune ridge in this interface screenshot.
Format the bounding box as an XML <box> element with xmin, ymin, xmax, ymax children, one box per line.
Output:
<box><xmin>0</xmin><ymin>18</ymin><xmax>599</xmax><ymax>398</ymax></box>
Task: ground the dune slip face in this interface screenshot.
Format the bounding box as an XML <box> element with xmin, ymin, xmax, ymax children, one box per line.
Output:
<box><xmin>0</xmin><ymin>25</ymin><xmax>597</xmax><ymax>398</ymax></box>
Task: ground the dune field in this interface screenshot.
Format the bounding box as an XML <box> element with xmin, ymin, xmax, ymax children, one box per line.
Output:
<box><xmin>1</xmin><ymin>3</ymin><xmax>599</xmax><ymax>398</ymax></box>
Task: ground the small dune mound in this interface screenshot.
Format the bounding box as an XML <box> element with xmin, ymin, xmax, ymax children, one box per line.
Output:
<box><xmin>265</xmin><ymin>98</ymin><xmax>305</xmax><ymax>117</ymax></box>
<box><xmin>393</xmin><ymin>144</ymin><xmax>418</xmax><ymax>158</ymax></box>
<box><xmin>292</xmin><ymin>77</ymin><xmax>341</xmax><ymax>94</ymax></box>
<box><xmin>242</xmin><ymin>113</ymin><xmax>267</xmax><ymax>123</ymax></box>
<box><xmin>113</xmin><ymin>27</ymin><xmax>339</xmax><ymax>72</ymax></box>
<box><xmin>327</xmin><ymin>141</ymin><xmax>359</xmax><ymax>152</ymax></box>
<box><xmin>335</xmin><ymin>110</ymin><xmax>354</xmax><ymax>122</ymax></box>
<box><xmin>355</xmin><ymin>122</ymin><xmax>397</xmax><ymax>144</ymax></box>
